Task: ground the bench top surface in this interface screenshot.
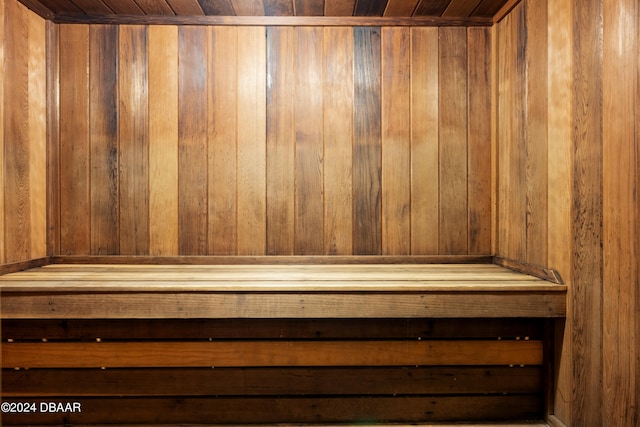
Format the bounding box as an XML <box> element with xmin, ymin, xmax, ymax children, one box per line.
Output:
<box><xmin>0</xmin><ymin>263</ymin><xmax>566</xmax><ymax>293</ymax></box>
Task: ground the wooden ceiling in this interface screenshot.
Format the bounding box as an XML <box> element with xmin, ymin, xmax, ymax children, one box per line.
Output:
<box><xmin>19</xmin><ymin>0</ymin><xmax>519</xmax><ymax>24</ymax></box>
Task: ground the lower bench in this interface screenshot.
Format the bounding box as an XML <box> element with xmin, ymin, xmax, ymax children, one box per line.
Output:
<box><xmin>0</xmin><ymin>259</ymin><xmax>566</xmax><ymax>425</ymax></box>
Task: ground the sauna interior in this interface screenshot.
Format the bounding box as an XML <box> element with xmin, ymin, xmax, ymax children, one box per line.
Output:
<box><xmin>0</xmin><ymin>0</ymin><xmax>638</xmax><ymax>425</ymax></box>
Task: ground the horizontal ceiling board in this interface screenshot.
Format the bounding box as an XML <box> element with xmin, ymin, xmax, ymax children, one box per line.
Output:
<box><xmin>136</xmin><ymin>0</ymin><xmax>175</xmax><ymax>14</ymax></box>
<box><xmin>72</xmin><ymin>0</ymin><xmax>114</xmax><ymax>14</ymax></box>
<box><xmin>324</xmin><ymin>0</ymin><xmax>355</xmax><ymax>15</ymax></box>
<box><xmin>443</xmin><ymin>0</ymin><xmax>482</xmax><ymax>17</ymax></box>
<box><xmin>18</xmin><ymin>0</ymin><xmax>517</xmax><ymax>21</ymax></box>
<box><xmin>166</xmin><ymin>0</ymin><xmax>204</xmax><ymax>14</ymax></box>
<box><xmin>383</xmin><ymin>0</ymin><xmax>420</xmax><ymax>17</ymax></box>
<box><xmin>265</xmin><ymin>0</ymin><xmax>294</xmax><ymax>15</ymax></box>
<box><xmin>197</xmin><ymin>0</ymin><xmax>234</xmax><ymax>15</ymax></box>
<box><xmin>414</xmin><ymin>0</ymin><xmax>450</xmax><ymax>15</ymax></box>
<box><xmin>101</xmin><ymin>0</ymin><xmax>144</xmax><ymax>14</ymax></box>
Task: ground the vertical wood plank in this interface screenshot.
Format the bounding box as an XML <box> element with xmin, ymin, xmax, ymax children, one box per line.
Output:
<box><xmin>353</xmin><ymin>27</ymin><xmax>382</xmax><ymax>255</ymax></box>
<box><xmin>547</xmin><ymin>0</ymin><xmax>573</xmax><ymax>420</ymax></box>
<box><xmin>602</xmin><ymin>0</ymin><xmax>638</xmax><ymax>423</ymax></box>
<box><xmin>178</xmin><ymin>26</ymin><xmax>208</xmax><ymax>255</ymax></box>
<box><xmin>236</xmin><ymin>26</ymin><xmax>267</xmax><ymax>255</ymax></box>
<box><xmin>90</xmin><ymin>25</ymin><xmax>119</xmax><ymax>255</ymax></box>
<box><xmin>323</xmin><ymin>27</ymin><xmax>353</xmax><ymax>255</ymax></box>
<box><xmin>46</xmin><ymin>21</ymin><xmax>60</xmax><ymax>257</ymax></box>
<box><xmin>381</xmin><ymin>27</ymin><xmax>410</xmax><ymax>255</ymax></box>
<box><xmin>510</xmin><ymin>5</ymin><xmax>527</xmax><ymax>261</ymax></box>
<box><xmin>119</xmin><ymin>25</ymin><xmax>149</xmax><ymax>255</ymax></box>
<box><xmin>524</xmin><ymin>0</ymin><xmax>548</xmax><ymax>266</ymax></box>
<box><xmin>0</xmin><ymin>0</ymin><xmax>5</xmax><ymax>264</ymax></box>
<box><xmin>4</xmin><ymin>0</ymin><xmax>30</xmax><ymax>263</ymax></box>
<box><xmin>496</xmin><ymin>13</ymin><xmax>511</xmax><ymax>260</ymax></box>
<box><xmin>266</xmin><ymin>27</ymin><xmax>296</xmax><ymax>255</ymax></box>
<box><xmin>438</xmin><ymin>26</ymin><xmax>468</xmax><ymax>255</ymax></box>
<box><xmin>148</xmin><ymin>25</ymin><xmax>179</xmax><ymax>256</ymax></box>
<box><xmin>28</xmin><ymin>9</ymin><xmax>46</xmax><ymax>259</ymax></box>
<box><xmin>571</xmin><ymin>0</ymin><xmax>603</xmax><ymax>423</ymax></box>
<box><xmin>501</xmin><ymin>4</ymin><xmax>527</xmax><ymax>261</ymax></box>
<box><xmin>295</xmin><ymin>27</ymin><xmax>324</xmax><ymax>255</ymax></box>
<box><xmin>410</xmin><ymin>27</ymin><xmax>439</xmax><ymax>255</ymax></box>
<box><xmin>59</xmin><ymin>24</ymin><xmax>90</xmax><ymax>255</ymax></box>
<box><xmin>208</xmin><ymin>26</ymin><xmax>238</xmax><ymax>255</ymax></box>
<box><xmin>467</xmin><ymin>27</ymin><xmax>492</xmax><ymax>255</ymax></box>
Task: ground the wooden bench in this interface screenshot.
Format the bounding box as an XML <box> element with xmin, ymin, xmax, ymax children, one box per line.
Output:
<box><xmin>0</xmin><ymin>256</ymin><xmax>566</xmax><ymax>425</ymax></box>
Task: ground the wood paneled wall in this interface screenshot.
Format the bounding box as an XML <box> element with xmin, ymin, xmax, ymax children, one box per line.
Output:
<box><xmin>496</xmin><ymin>0</ymin><xmax>640</xmax><ymax>424</ymax></box>
<box><xmin>0</xmin><ymin>0</ymin><xmax>47</xmax><ymax>266</ymax></box>
<box><xmin>54</xmin><ymin>24</ymin><xmax>492</xmax><ymax>257</ymax></box>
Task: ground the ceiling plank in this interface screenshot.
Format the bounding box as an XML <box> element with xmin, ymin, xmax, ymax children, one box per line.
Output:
<box><xmin>473</xmin><ymin>0</ymin><xmax>506</xmax><ymax>17</ymax></box>
<box><xmin>37</xmin><ymin>0</ymin><xmax>82</xmax><ymax>13</ymax></box>
<box><xmin>17</xmin><ymin>0</ymin><xmax>55</xmax><ymax>19</ymax></box>
<box><xmin>197</xmin><ymin>0</ymin><xmax>234</xmax><ymax>15</ymax></box>
<box><xmin>166</xmin><ymin>0</ymin><xmax>204</xmax><ymax>14</ymax></box>
<box><xmin>384</xmin><ymin>0</ymin><xmax>419</xmax><ymax>17</ymax></box>
<box><xmin>70</xmin><ymin>0</ymin><xmax>113</xmax><ymax>14</ymax></box>
<box><xmin>230</xmin><ymin>0</ymin><xmax>265</xmax><ymax>15</ymax></box>
<box><xmin>443</xmin><ymin>0</ymin><xmax>482</xmax><ymax>17</ymax></box>
<box><xmin>52</xmin><ymin>14</ymin><xmax>492</xmax><ymax>26</ymax></box>
<box><xmin>295</xmin><ymin>0</ymin><xmax>324</xmax><ymax>16</ymax></box>
<box><xmin>324</xmin><ymin>0</ymin><xmax>355</xmax><ymax>15</ymax></box>
<box><xmin>414</xmin><ymin>0</ymin><xmax>450</xmax><ymax>16</ymax></box>
<box><xmin>135</xmin><ymin>0</ymin><xmax>175</xmax><ymax>14</ymax></box>
<box><xmin>264</xmin><ymin>0</ymin><xmax>293</xmax><ymax>15</ymax></box>
<box><xmin>101</xmin><ymin>0</ymin><xmax>144</xmax><ymax>14</ymax></box>
<box><xmin>353</xmin><ymin>0</ymin><xmax>387</xmax><ymax>16</ymax></box>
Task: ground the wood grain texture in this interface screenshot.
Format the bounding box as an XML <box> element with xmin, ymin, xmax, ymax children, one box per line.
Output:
<box><xmin>384</xmin><ymin>0</ymin><xmax>420</xmax><ymax>17</ymax></box>
<box><xmin>546</xmin><ymin>0</ymin><xmax>573</xmax><ymax>420</ymax></box>
<box><xmin>236</xmin><ymin>26</ymin><xmax>267</xmax><ymax>254</ymax></box>
<box><xmin>178</xmin><ymin>26</ymin><xmax>208</xmax><ymax>255</ymax></box>
<box><xmin>4</xmin><ymin>340</ymin><xmax>543</xmax><ymax>368</ymax></box>
<box><xmin>89</xmin><ymin>25</ymin><xmax>119</xmax><ymax>255</ymax></box>
<box><xmin>46</xmin><ymin>21</ymin><xmax>60</xmax><ymax>258</ymax></box>
<box><xmin>148</xmin><ymin>25</ymin><xmax>179</xmax><ymax>256</ymax></box>
<box><xmin>443</xmin><ymin>0</ymin><xmax>482</xmax><ymax>17</ymax></box>
<box><xmin>3</xmin><ymin>317</ymin><xmax>545</xmax><ymax>340</ymax></box>
<box><xmin>208</xmin><ymin>26</ymin><xmax>238</xmax><ymax>255</ymax></box>
<box><xmin>119</xmin><ymin>25</ymin><xmax>149</xmax><ymax>255</ymax></box>
<box><xmin>438</xmin><ymin>27</ymin><xmax>468</xmax><ymax>255</ymax></box>
<box><xmin>467</xmin><ymin>27</ymin><xmax>491</xmax><ymax>255</ymax></box>
<box><xmin>59</xmin><ymin>24</ymin><xmax>90</xmax><ymax>255</ymax></box>
<box><xmin>323</xmin><ymin>27</ymin><xmax>353</xmax><ymax>255</ymax></box>
<box><xmin>571</xmin><ymin>0</ymin><xmax>603</xmax><ymax>423</ymax></box>
<box><xmin>4</xmin><ymin>0</ymin><xmax>31</xmax><ymax>263</ymax></box>
<box><xmin>295</xmin><ymin>27</ymin><xmax>324</xmax><ymax>254</ymax></box>
<box><xmin>381</xmin><ymin>27</ymin><xmax>411</xmax><ymax>255</ymax></box>
<box><xmin>266</xmin><ymin>27</ymin><xmax>296</xmax><ymax>255</ymax></box>
<box><xmin>524</xmin><ymin>0</ymin><xmax>547</xmax><ymax>266</ymax></box>
<box><xmin>53</xmin><ymin>23</ymin><xmax>492</xmax><ymax>258</ymax></box>
<box><xmin>0</xmin><ymin>0</ymin><xmax>5</xmax><ymax>264</ymax></box>
<box><xmin>230</xmin><ymin>0</ymin><xmax>265</xmax><ymax>15</ymax></box>
<box><xmin>5</xmin><ymin>366</ymin><xmax>543</xmax><ymax>396</ymax></box>
<box><xmin>27</xmin><ymin>9</ymin><xmax>46</xmax><ymax>260</ymax></box>
<box><xmin>602</xmin><ymin>0</ymin><xmax>638</xmax><ymax>423</ymax></box>
<box><xmin>410</xmin><ymin>27</ymin><xmax>439</xmax><ymax>255</ymax></box>
<box><xmin>353</xmin><ymin>27</ymin><xmax>382</xmax><ymax>255</ymax></box>
<box><xmin>324</xmin><ymin>0</ymin><xmax>356</xmax><ymax>15</ymax></box>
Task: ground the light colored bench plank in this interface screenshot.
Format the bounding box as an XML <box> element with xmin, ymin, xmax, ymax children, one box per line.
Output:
<box><xmin>1</xmin><ymin>291</ymin><xmax>565</xmax><ymax>318</ymax></box>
